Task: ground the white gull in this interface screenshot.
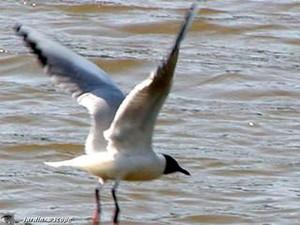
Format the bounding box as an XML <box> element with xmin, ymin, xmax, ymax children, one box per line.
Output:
<box><xmin>15</xmin><ymin>3</ymin><xmax>197</xmax><ymax>225</ymax></box>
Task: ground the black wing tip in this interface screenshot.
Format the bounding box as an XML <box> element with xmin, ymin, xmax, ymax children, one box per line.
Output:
<box><xmin>156</xmin><ymin>2</ymin><xmax>198</xmax><ymax>76</ymax></box>
<box><xmin>14</xmin><ymin>23</ymin><xmax>48</xmax><ymax>66</ymax></box>
<box><xmin>14</xmin><ymin>23</ymin><xmax>22</xmax><ymax>33</ymax></box>
<box><xmin>173</xmin><ymin>2</ymin><xmax>198</xmax><ymax>50</ymax></box>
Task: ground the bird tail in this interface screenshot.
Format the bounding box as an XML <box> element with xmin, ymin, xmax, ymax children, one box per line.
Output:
<box><xmin>44</xmin><ymin>160</ymin><xmax>75</xmax><ymax>168</ymax></box>
<box><xmin>44</xmin><ymin>154</ymin><xmax>98</xmax><ymax>169</ymax></box>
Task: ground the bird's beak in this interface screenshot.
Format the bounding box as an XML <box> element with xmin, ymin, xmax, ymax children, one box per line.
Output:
<box><xmin>179</xmin><ymin>167</ymin><xmax>191</xmax><ymax>176</ymax></box>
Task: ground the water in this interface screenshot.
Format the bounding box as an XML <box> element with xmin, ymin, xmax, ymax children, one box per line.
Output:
<box><xmin>1</xmin><ymin>0</ymin><xmax>300</xmax><ymax>224</ymax></box>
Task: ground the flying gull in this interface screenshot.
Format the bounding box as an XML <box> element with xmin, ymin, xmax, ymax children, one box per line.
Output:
<box><xmin>15</xmin><ymin>3</ymin><xmax>197</xmax><ymax>225</ymax></box>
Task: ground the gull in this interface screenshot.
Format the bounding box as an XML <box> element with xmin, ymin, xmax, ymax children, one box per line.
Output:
<box><xmin>15</xmin><ymin>3</ymin><xmax>197</xmax><ymax>225</ymax></box>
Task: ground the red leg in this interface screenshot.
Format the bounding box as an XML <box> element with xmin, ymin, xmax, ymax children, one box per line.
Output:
<box><xmin>92</xmin><ymin>187</ymin><xmax>101</xmax><ymax>225</ymax></box>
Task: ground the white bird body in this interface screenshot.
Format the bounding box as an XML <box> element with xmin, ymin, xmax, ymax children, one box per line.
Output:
<box><xmin>46</xmin><ymin>151</ymin><xmax>166</xmax><ymax>181</ymax></box>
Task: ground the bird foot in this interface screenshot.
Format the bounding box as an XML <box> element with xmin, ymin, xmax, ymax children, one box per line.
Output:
<box><xmin>92</xmin><ymin>209</ymin><xmax>100</xmax><ymax>225</ymax></box>
<box><xmin>93</xmin><ymin>186</ymin><xmax>101</xmax><ymax>225</ymax></box>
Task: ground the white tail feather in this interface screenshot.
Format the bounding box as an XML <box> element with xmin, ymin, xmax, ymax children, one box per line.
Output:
<box><xmin>44</xmin><ymin>154</ymin><xmax>103</xmax><ymax>170</ymax></box>
<box><xmin>44</xmin><ymin>160</ymin><xmax>73</xmax><ymax>168</ymax></box>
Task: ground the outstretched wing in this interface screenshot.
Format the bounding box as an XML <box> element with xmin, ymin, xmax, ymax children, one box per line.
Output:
<box><xmin>104</xmin><ymin>3</ymin><xmax>197</xmax><ymax>153</ymax></box>
<box><xmin>15</xmin><ymin>25</ymin><xmax>125</xmax><ymax>154</ymax></box>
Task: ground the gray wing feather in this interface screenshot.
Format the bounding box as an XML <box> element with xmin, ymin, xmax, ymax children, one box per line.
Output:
<box><xmin>15</xmin><ymin>25</ymin><xmax>125</xmax><ymax>154</ymax></box>
<box><xmin>104</xmin><ymin>3</ymin><xmax>198</xmax><ymax>153</ymax></box>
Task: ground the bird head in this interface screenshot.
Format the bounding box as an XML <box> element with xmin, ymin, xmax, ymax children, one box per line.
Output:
<box><xmin>162</xmin><ymin>154</ymin><xmax>190</xmax><ymax>176</ymax></box>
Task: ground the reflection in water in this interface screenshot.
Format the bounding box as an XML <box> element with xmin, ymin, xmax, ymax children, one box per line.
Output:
<box><xmin>1</xmin><ymin>1</ymin><xmax>300</xmax><ymax>225</ymax></box>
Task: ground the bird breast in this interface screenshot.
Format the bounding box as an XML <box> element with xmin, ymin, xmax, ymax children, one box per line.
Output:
<box><xmin>120</xmin><ymin>153</ymin><xmax>165</xmax><ymax>181</ymax></box>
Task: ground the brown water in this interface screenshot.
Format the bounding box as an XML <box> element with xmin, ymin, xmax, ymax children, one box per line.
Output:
<box><xmin>1</xmin><ymin>0</ymin><xmax>300</xmax><ymax>224</ymax></box>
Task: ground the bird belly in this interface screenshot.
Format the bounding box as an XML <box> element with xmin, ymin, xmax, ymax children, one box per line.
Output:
<box><xmin>119</xmin><ymin>154</ymin><xmax>164</xmax><ymax>181</ymax></box>
<box><xmin>123</xmin><ymin>168</ymin><xmax>162</xmax><ymax>181</ymax></box>
<box><xmin>89</xmin><ymin>160</ymin><xmax>161</xmax><ymax>181</ymax></box>
<box><xmin>86</xmin><ymin>160</ymin><xmax>116</xmax><ymax>181</ymax></box>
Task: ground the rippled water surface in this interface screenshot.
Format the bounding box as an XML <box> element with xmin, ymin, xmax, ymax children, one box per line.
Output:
<box><xmin>1</xmin><ymin>0</ymin><xmax>300</xmax><ymax>224</ymax></box>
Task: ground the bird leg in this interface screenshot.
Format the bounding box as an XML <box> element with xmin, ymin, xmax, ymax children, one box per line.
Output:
<box><xmin>111</xmin><ymin>181</ymin><xmax>120</xmax><ymax>225</ymax></box>
<box><xmin>93</xmin><ymin>182</ymin><xmax>102</xmax><ymax>225</ymax></box>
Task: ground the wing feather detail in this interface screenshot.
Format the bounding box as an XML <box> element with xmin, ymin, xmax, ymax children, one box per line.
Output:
<box><xmin>15</xmin><ymin>25</ymin><xmax>125</xmax><ymax>154</ymax></box>
<box><xmin>104</xmin><ymin>3</ymin><xmax>198</xmax><ymax>153</ymax></box>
